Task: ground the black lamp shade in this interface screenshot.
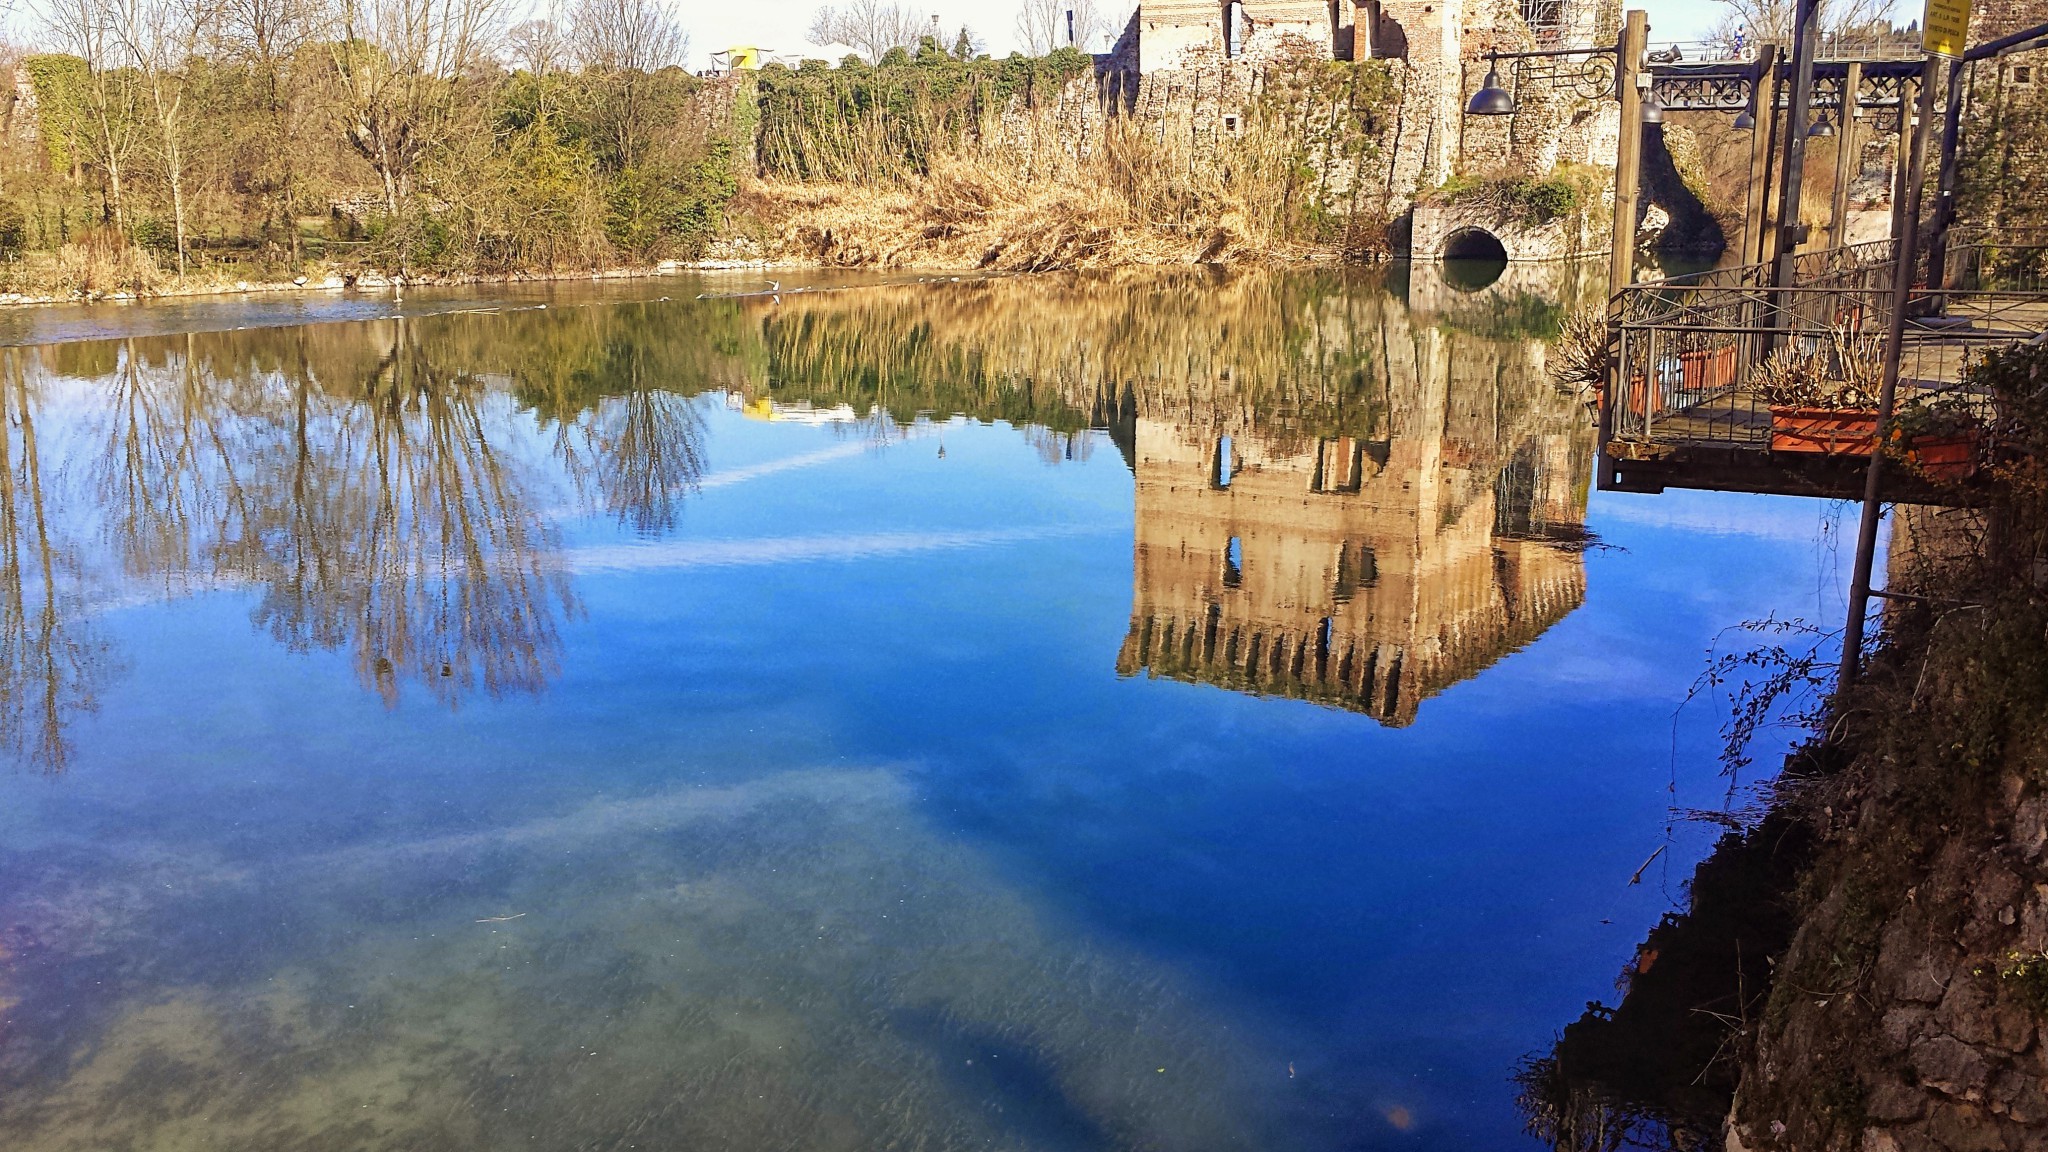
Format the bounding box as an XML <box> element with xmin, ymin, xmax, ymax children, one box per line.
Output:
<box><xmin>1467</xmin><ymin>67</ymin><xmax>1516</xmax><ymax>116</ymax></box>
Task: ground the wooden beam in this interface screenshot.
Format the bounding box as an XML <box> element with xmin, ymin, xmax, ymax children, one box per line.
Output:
<box><xmin>1608</xmin><ymin>9</ymin><xmax>1648</xmax><ymax>303</ymax></box>
<box><xmin>1829</xmin><ymin>61</ymin><xmax>1862</xmax><ymax>247</ymax></box>
<box><xmin>1891</xmin><ymin>73</ymin><xmax>1916</xmax><ymax>243</ymax></box>
<box><xmin>1773</xmin><ymin>0</ymin><xmax>1822</xmax><ymax>289</ymax></box>
<box><xmin>1742</xmin><ymin>45</ymin><xmax>1780</xmax><ymax>267</ymax></box>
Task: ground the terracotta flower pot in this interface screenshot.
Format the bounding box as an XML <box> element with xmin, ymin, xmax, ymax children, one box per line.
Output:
<box><xmin>1678</xmin><ymin>345</ymin><xmax>1738</xmax><ymax>391</ymax></box>
<box><xmin>1896</xmin><ymin>430</ymin><xmax>1980</xmax><ymax>482</ymax></box>
<box><xmin>1769</xmin><ymin>406</ymin><xmax>1879</xmax><ymax>455</ymax></box>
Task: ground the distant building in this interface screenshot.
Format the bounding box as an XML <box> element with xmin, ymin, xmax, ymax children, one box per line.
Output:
<box><xmin>713</xmin><ymin>47</ymin><xmax>767</xmax><ymax>72</ymax></box>
<box><xmin>1094</xmin><ymin>0</ymin><xmax>1622</xmax><ymax>256</ymax></box>
<box><xmin>1113</xmin><ymin>0</ymin><xmax>1609</xmax><ymax>74</ymax></box>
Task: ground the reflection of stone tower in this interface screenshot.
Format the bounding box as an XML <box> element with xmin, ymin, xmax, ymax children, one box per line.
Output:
<box><xmin>1115</xmin><ymin>344</ymin><xmax>1588</xmax><ymax>725</ymax></box>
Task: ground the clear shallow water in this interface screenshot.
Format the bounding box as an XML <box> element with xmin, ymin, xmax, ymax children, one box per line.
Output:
<box><xmin>0</xmin><ymin>268</ymin><xmax>1848</xmax><ymax>1150</ymax></box>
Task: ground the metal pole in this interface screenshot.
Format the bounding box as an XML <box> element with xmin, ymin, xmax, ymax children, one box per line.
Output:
<box><xmin>1839</xmin><ymin>57</ymin><xmax>1939</xmax><ymax>692</ymax></box>
<box><xmin>1608</xmin><ymin>9</ymin><xmax>1648</xmax><ymax>303</ymax></box>
<box><xmin>1598</xmin><ymin>11</ymin><xmax>1648</xmax><ymax>494</ymax></box>
<box><xmin>1774</xmin><ymin>0</ymin><xmax>1822</xmax><ymax>290</ymax></box>
<box><xmin>1742</xmin><ymin>45</ymin><xmax>1780</xmax><ymax>267</ymax></box>
<box><xmin>1830</xmin><ymin>61</ymin><xmax>1862</xmax><ymax>248</ymax></box>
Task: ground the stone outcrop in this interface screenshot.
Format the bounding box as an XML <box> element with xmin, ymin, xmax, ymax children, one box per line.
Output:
<box><xmin>1729</xmin><ymin>767</ymin><xmax>2048</xmax><ymax>1152</ymax></box>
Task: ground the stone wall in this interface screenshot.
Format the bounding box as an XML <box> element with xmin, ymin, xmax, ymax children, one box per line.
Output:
<box><xmin>1973</xmin><ymin>0</ymin><xmax>2048</xmax><ymax>43</ymax></box>
<box><xmin>1410</xmin><ymin>198</ymin><xmax>1607</xmax><ymax>260</ymax></box>
<box><xmin>3</xmin><ymin>67</ymin><xmax>33</xmax><ymax>152</ymax></box>
<box><xmin>1113</xmin><ymin>0</ymin><xmax>1622</xmax><ymax>254</ymax></box>
<box><xmin>1728</xmin><ymin>766</ymin><xmax>2048</xmax><ymax>1152</ymax></box>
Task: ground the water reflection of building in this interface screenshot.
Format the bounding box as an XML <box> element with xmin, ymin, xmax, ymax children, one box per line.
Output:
<box><xmin>1114</xmin><ymin>306</ymin><xmax>1591</xmax><ymax>725</ymax></box>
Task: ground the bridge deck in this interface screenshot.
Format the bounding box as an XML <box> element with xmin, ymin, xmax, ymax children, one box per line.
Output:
<box><xmin>1599</xmin><ymin>245</ymin><xmax>2048</xmax><ymax>504</ymax></box>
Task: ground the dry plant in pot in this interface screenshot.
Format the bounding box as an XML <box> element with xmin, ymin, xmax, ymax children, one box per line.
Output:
<box><xmin>1763</xmin><ymin>331</ymin><xmax>1888</xmax><ymax>455</ymax></box>
<box><xmin>1550</xmin><ymin>309</ymin><xmax>1609</xmax><ymax>398</ymax></box>
<box><xmin>1755</xmin><ymin>330</ymin><xmax>1887</xmax><ymax>410</ymax></box>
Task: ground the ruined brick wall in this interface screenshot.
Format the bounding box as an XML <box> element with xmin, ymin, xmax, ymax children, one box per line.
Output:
<box><xmin>1135</xmin><ymin>0</ymin><xmax>1344</xmax><ymax>71</ymax></box>
<box><xmin>1110</xmin><ymin>0</ymin><xmax>1617</xmax><ymax>243</ymax></box>
<box><xmin>1973</xmin><ymin>0</ymin><xmax>2048</xmax><ymax>43</ymax></box>
<box><xmin>3</xmin><ymin>67</ymin><xmax>32</xmax><ymax>153</ymax></box>
<box><xmin>1371</xmin><ymin>0</ymin><xmax>1615</xmax><ymax>204</ymax></box>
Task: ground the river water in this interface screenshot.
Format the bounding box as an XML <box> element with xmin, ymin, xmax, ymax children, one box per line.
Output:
<box><xmin>0</xmin><ymin>267</ymin><xmax>1849</xmax><ymax>1150</ymax></box>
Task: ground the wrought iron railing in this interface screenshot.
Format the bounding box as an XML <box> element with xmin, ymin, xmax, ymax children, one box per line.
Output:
<box><xmin>1605</xmin><ymin>240</ymin><xmax>2039</xmax><ymax>452</ymax></box>
<box><xmin>1943</xmin><ymin>227</ymin><xmax>2048</xmax><ymax>294</ymax></box>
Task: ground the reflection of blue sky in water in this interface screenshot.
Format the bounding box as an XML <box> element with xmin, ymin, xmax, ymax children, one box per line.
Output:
<box><xmin>0</xmin><ymin>304</ymin><xmax>1850</xmax><ymax>1149</ymax></box>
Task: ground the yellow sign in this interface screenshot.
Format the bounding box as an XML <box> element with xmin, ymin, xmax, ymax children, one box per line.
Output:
<box><xmin>1922</xmin><ymin>0</ymin><xmax>1972</xmax><ymax>58</ymax></box>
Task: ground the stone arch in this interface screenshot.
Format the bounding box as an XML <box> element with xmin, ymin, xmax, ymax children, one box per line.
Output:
<box><xmin>1441</xmin><ymin>227</ymin><xmax>1508</xmax><ymax>263</ymax></box>
<box><xmin>1439</xmin><ymin>228</ymin><xmax>1508</xmax><ymax>290</ymax></box>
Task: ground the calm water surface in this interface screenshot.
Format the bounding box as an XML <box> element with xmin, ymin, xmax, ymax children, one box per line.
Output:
<box><xmin>0</xmin><ymin>268</ymin><xmax>1845</xmax><ymax>1150</ymax></box>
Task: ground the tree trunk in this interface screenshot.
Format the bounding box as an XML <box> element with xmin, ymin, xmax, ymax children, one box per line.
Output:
<box><xmin>106</xmin><ymin>155</ymin><xmax>126</xmax><ymax>235</ymax></box>
<box><xmin>169</xmin><ymin>156</ymin><xmax>187</xmax><ymax>276</ymax></box>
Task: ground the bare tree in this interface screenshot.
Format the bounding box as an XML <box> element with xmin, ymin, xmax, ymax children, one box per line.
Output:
<box><xmin>329</xmin><ymin>0</ymin><xmax>505</xmax><ymax>224</ymax></box>
<box><xmin>569</xmin><ymin>0</ymin><xmax>688</xmax><ymax>175</ymax></box>
<box><xmin>506</xmin><ymin>10</ymin><xmax>570</xmax><ymax>73</ymax></box>
<box><xmin>1708</xmin><ymin>0</ymin><xmax>1898</xmax><ymax>50</ymax></box>
<box><xmin>1015</xmin><ymin>0</ymin><xmax>1113</xmax><ymax>54</ymax></box>
<box><xmin>569</xmin><ymin>0</ymin><xmax>687</xmax><ymax>71</ymax></box>
<box><xmin>38</xmin><ymin>0</ymin><xmax>143</xmax><ymax>233</ymax></box>
<box><xmin>807</xmin><ymin>0</ymin><xmax>927</xmax><ymax>63</ymax></box>
<box><xmin>216</xmin><ymin>0</ymin><xmax>329</xmax><ymax>260</ymax></box>
<box><xmin>107</xmin><ymin>0</ymin><xmax>216</xmax><ymax>275</ymax></box>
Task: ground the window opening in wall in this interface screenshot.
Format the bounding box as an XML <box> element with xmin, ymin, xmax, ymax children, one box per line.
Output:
<box><xmin>1333</xmin><ymin>541</ymin><xmax>1376</xmax><ymax>602</ymax></box>
<box><xmin>1494</xmin><ymin>453</ymin><xmax>1541</xmax><ymax>537</ymax></box>
<box><xmin>1223</xmin><ymin>536</ymin><xmax>1244</xmax><ymax>588</ymax></box>
<box><xmin>1223</xmin><ymin>114</ymin><xmax>1239</xmax><ymax>132</ymax></box>
<box><xmin>1313</xmin><ymin>436</ymin><xmax>1363</xmax><ymax>492</ymax></box>
<box><xmin>1214</xmin><ymin>435</ymin><xmax>1234</xmax><ymax>488</ymax></box>
<box><xmin>1520</xmin><ymin>0</ymin><xmax>1564</xmax><ymax>42</ymax></box>
<box><xmin>1223</xmin><ymin>0</ymin><xmax>1240</xmax><ymax>57</ymax></box>
<box><xmin>2015</xmin><ymin>65</ymin><xmax>2034</xmax><ymax>85</ymax></box>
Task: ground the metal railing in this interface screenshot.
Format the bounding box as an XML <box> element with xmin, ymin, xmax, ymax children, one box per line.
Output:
<box><xmin>1943</xmin><ymin>227</ymin><xmax>2048</xmax><ymax>294</ymax></box>
<box><xmin>1607</xmin><ymin>240</ymin><xmax>2041</xmax><ymax>452</ymax></box>
<box><xmin>1651</xmin><ymin>31</ymin><xmax>1923</xmax><ymax>65</ymax></box>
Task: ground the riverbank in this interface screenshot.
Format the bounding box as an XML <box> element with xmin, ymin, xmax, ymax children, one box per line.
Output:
<box><xmin>1726</xmin><ymin>497</ymin><xmax>2048</xmax><ymax>1152</ymax></box>
<box><xmin>1519</xmin><ymin>342</ymin><xmax>2048</xmax><ymax>1152</ymax></box>
<box><xmin>0</xmin><ymin>259</ymin><xmax>729</xmax><ymax>310</ymax></box>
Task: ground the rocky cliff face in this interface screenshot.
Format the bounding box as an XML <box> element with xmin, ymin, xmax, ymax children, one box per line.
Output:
<box><xmin>1725</xmin><ymin>531</ymin><xmax>2048</xmax><ymax>1152</ymax></box>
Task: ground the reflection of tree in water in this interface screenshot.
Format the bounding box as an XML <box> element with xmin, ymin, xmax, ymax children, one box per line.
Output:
<box><xmin>550</xmin><ymin>343</ymin><xmax>707</xmax><ymax>537</ymax></box>
<box><xmin>1516</xmin><ymin>814</ymin><xmax>1811</xmax><ymax>1151</ymax></box>
<box><xmin>484</xmin><ymin>306</ymin><xmax>714</xmax><ymax>536</ymax></box>
<box><xmin>252</xmin><ymin>320</ymin><xmax>576</xmax><ymax>708</ymax></box>
<box><xmin>80</xmin><ymin>322</ymin><xmax>577</xmax><ymax>713</ymax></box>
<box><xmin>0</xmin><ymin>350</ymin><xmax>114</xmax><ymax>773</ymax></box>
<box><xmin>745</xmin><ymin>272</ymin><xmax>1404</xmax><ymax>444</ymax></box>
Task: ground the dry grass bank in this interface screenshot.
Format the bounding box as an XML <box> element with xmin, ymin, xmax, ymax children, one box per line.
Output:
<box><xmin>732</xmin><ymin>52</ymin><xmax>1400</xmax><ymax>272</ymax></box>
<box><xmin>735</xmin><ymin>159</ymin><xmax>1271</xmax><ymax>272</ymax></box>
